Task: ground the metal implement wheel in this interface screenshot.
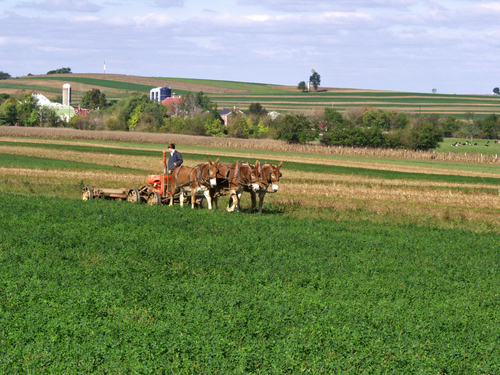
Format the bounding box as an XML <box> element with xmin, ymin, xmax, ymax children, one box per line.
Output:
<box><xmin>147</xmin><ymin>192</ymin><xmax>162</xmax><ymax>206</ymax></box>
<box><xmin>82</xmin><ymin>186</ymin><xmax>93</xmax><ymax>201</ymax></box>
<box><xmin>127</xmin><ymin>188</ymin><xmax>141</xmax><ymax>203</ymax></box>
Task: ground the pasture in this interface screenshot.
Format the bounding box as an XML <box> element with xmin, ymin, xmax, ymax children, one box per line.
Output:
<box><xmin>2</xmin><ymin>74</ymin><xmax>500</xmax><ymax>117</ymax></box>
<box><xmin>1</xmin><ymin>128</ymin><xmax>500</xmax><ymax>372</ymax></box>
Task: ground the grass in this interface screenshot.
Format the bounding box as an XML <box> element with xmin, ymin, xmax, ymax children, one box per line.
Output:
<box><xmin>152</xmin><ymin>77</ymin><xmax>292</xmax><ymax>94</ymax></box>
<box><xmin>1</xmin><ymin>194</ymin><xmax>500</xmax><ymax>372</ymax></box>
<box><xmin>0</xmin><ymin>153</ymin><xmax>143</xmax><ymax>173</ymax></box>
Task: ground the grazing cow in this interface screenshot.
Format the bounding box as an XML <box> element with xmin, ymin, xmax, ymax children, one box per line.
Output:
<box><xmin>247</xmin><ymin>160</ymin><xmax>283</xmax><ymax>213</ymax></box>
<box><xmin>169</xmin><ymin>158</ymin><xmax>220</xmax><ymax>209</ymax></box>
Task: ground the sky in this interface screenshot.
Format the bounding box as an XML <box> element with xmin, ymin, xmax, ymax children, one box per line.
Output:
<box><xmin>0</xmin><ymin>0</ymin><xmax>499</xmax><ymax>94</ymax></box>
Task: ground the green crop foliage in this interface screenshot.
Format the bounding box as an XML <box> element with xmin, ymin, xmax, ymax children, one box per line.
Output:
<box><xmin>25</xmin><ymin>77</ymin><xmax>156</xmax><ymax>93</ymax></box>
<box><xmin>0</xmin><ymin>194</ymin><xmax>499</xmax><ymax>373</ymax></box>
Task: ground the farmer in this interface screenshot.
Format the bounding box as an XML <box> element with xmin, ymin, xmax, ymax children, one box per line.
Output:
<box><xmin>167</xmin><ymin>143</ymin><xmax>183</xmax><ymax>173</ymax></box>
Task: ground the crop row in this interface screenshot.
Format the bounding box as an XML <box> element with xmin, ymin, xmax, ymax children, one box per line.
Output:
<box><xmin>1</xmin><ymin>194</ymin><xmax>499</xmax><ymax>373</ymax></box>
<box><xmin>2</xmin><ymin>140</ymin><xmax>500</xmax><ymax>186</ymax></box>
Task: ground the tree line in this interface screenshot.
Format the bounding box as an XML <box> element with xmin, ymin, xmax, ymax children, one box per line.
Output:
<box><xmin>1</xmin><ymin>89</ymin><xmax>499</xmax><ymax>151</ymax></box>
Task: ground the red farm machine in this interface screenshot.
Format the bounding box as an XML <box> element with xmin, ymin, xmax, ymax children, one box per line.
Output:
<box><xmin>82</xmin><ymin>151</ymin><xmax>176</xmax><ymax>206</ymax></box>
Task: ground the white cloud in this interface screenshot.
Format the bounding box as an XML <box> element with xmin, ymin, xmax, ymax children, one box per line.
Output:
<box><xmin>16</xmin><ymin>0</ymin><xmax>102</xmax><ymax>12</ymax></box>
<box><xmin>132</xmin><ymin>12</ymin><xmax>177</xmax><ymax>27</ymax></box>
<box><xmin>474</xmin><ymin>2</ymin><xmax>500</xmax><ymax>12</ymax></box>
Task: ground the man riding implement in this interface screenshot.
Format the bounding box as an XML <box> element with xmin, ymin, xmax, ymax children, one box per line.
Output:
<box><xmin>167</xmin><ymin>143</ymin><xmax>183</xmax><ymax>174</ymax></box>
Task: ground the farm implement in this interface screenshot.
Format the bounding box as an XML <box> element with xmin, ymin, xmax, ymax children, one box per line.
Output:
<box><xmin>82</xmin><ymin>151</ymin><xmax>178</xmax><ymax>206</ymax></box>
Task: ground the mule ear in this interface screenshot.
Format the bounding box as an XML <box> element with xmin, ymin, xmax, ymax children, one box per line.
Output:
<box><xmin>215</xmin><ymin>157</ymin><xmax>220</xmax><ymax>164</ymax></box>
<box><xmin>278</xmin><ymin>161</ymin><xmax>283</xmax><ymax>169</ymax></box>
<box><xmin>207</xmin><ymin>156</ymin><xmax>212</xmax><ymax>165</ymax></box>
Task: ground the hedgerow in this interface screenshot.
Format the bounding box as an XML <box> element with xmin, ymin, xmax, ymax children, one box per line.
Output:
<box><xmin>1</xmin><ymin>194</ymin><xmax>499</xmax><ymax>373</ymax></box>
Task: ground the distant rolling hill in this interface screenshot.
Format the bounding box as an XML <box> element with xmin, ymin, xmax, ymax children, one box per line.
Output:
<box><xmin>1</xmin><ymin>73</ymin><xmax>499</xmax><ymax>118</ymax></box>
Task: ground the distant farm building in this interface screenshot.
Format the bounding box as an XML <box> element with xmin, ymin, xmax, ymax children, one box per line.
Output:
<box><xmin>150</xmin><ymin>86</ymin><xmax>172</xmax><ymax>103</ymax></box>
<box><xmin>161</xmin><ymin>96</ymin><xmax>184</xmax><ymax>116</ymax></box>
<box><xmin>219</xmin><ymin>107</ymin><xmax>244</xmax><ymax>125</ymax></box>
<box><xmin>32</xmin><ymin>93</ymin><xmax>75</xmax><ymax>121</ymax></box>
<box><xmin>32</xmin><ymin>83</ymin><xmax>90</xmax><ymax>121</ymax></box>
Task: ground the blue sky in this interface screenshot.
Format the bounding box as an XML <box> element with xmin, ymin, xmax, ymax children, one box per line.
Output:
<box><xmin>0</xmin><ymin>0</ymin><xmax>499</xmax><ymax>94</ymax></box>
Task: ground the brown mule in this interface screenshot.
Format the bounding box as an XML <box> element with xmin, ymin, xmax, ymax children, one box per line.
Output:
<box><xmin>169</xmin><ymin>157</ymin><xmax>220</xmax><ymax>209</ymax></box>
<box><xmin>226</xmin><ymin>162</ymin><xmax>262</xmax><ymax>212</ymax></box>
<box><xmin>248</xmin><ymin>160</ymin><xmax>283</xmax><ymax>213</ymax></box>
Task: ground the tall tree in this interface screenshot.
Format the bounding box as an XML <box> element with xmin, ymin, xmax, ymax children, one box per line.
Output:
<box><xmin>309</xmin><ymin>71</ymin><xmax>321</xmax><ymax>91</ymax></box>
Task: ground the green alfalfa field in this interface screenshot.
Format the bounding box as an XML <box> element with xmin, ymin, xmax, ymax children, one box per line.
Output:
<box><xmin>1</xmin><ymin>193</ymin><xmax>500</xmax><ymax>373</ymax></box>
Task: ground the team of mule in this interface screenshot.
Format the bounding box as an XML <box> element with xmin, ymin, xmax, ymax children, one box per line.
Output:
<box><xmin>170</xmin><ymin>157</ymin><xmax>283</xmax><ymax>212</ymax></box>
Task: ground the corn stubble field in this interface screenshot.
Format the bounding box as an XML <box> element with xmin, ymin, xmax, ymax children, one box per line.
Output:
<box><xmin>1</xmin><ymin>127</ymin><xmax>500</xmax><ymax>373</ymax></box>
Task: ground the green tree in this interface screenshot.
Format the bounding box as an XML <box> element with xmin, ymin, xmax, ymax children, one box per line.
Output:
<box><xmin>257</xmin><ymin>120</ymin><xmax>269</xmax><ymax>134</ymax></box>
<box><xmin>41</xmin><ymin>107</ymin><xmax>64</xmax><ymax>128</ymax></box>
<box><xmin>108</xmin><ymin>93</ymin><xmax>152</xmax><ymax>130</ymax></box>
<box><xmin>0</xmin><ymin>71</ymin><xmax>11</xmax><ymax>80</ymax></box>
<box><xmin>463</xmin><ymin>111</ymin><xmax>479</xmax><ymax>141</ymax></box>
<box><xmin>248</xmin><ymin>102</ymin><xmax>267</xmax><ymax>117</ymax></box>
<box><xmin>227</xmin><ymin>117</ymin><xmax>250</xmax><ymax>138</ymax></box>
<box><xmin>297</xmin><ymin>81</ymin><xmax>306</xmax><ymax>92</ymax></box>
<box><xmin>15</xmin><ymin>94</ymin><xmax>39</xmax><ymax>126</ymax></box>
<box><xmin>47</xmin><ymin>67</ymin><xmax>71</xmax><ymax>74</ymax></box>
<box><xmin>0</xmin><ymin>98</ymin><xmax>18</xmax><ymax>125</ymax></box>
<box><xmin>205</xmin><ymin>118</ymin><xmax>226</xmax><ymax>137</ymax></box>
<box><xmin>81</xmin><ymin>88</ymin><xmax>107</xmax><ymax>110</ymax></box>
<box><xmin>127</xmin><ymin>105</ymin><xmax>142</xmax><ymax>130</ymax></box>
<box><xmin>275</xmin><ymin>114</ymin><xmax>316</xmax><ymax>143</ymax></box>
<box><xmin>363</xmin><ymin>108</ymin><xmax>390</xmax><ymax>129</ymax></box>
<box><xmin>479</xmin><ymin>114</ymin><xmax>499</xmax><ymax>139</ymax></box>
<box><xmin>441</xmin><ymin>115</ymin><xmax>459</xmax><ymax>137</ymax></box>
<box><xmin>309</xmin><ymin>71</ymin><xmax>321</xmax><ymax>91</ymax></box>
<box><xmin>404</xmin><ymin>122</ymin><xmax>443</xmax><ymax>150</ymax></box>
<box><xmin>195</xmin><ymin>91</ymin><xmax>216</xmax><ymax>112</ymax></box>
<box><xmin>324</xmin><ymin>108</ymin><xmax>344</xmax><ymax>127</ymax></box>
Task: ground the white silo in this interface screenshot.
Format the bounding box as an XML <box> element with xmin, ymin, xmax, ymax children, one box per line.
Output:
<box><xmin>62</xmin><ymin>83</ymin><xmax>71</xmax><ymax>106</ymax></box>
